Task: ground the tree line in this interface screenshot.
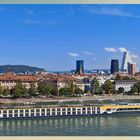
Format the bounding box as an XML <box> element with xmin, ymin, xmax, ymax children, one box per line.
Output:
<box><xmin>0</xmin><ymin>77</ymin><xmax>140</xmax><ymax>98</ymax></box>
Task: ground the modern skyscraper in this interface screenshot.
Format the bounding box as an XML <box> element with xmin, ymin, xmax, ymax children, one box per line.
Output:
<box><xmin>75</xmin><ymin>60</ymin><xmax>84</xmax><ymax>74</ymax></box>
<box><xmin>121</xmin><ymin>51</ymin><xmax>133</xmax><ymax>72</ymax></box>
<box><xmin>110</xmin><ymin>59</ymin><xmax>119</xmax><ymax>74</ymax></box>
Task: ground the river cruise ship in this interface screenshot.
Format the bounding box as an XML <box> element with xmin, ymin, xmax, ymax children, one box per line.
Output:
<box><xmin>0</xmin><ymin>103</ymin><xmax>140</xmax><ymax>119</ymax></box>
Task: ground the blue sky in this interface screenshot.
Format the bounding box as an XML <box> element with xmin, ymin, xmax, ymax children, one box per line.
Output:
<box><xmin>0</xmin><ymin>4</ymin><xmax>140</xmax><ymax>71</ymax></box>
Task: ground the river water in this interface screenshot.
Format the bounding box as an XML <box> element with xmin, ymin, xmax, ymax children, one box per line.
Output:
<box><xmin>0</xmin><ymin>115</ymin><xmax>140</xmax><ymax>136</ymax></box>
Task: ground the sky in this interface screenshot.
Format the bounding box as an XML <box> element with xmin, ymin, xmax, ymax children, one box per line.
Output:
<box><xmin>0</xmin><ymin>4</ymin><xmax>140</xmax><ymax>71</ymax></box>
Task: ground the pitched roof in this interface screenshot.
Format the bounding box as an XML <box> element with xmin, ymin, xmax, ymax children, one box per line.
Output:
<box><xmin>0</xmin><ymin>72</ymin><xmax>37</xmax><ymax>82</ymax></box>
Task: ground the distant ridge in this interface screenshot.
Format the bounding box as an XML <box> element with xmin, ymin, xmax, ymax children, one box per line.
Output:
<box><xmin>0</xmin><ymin>65</ymin><xmax>46</xmax><ymax>74</ymax></box>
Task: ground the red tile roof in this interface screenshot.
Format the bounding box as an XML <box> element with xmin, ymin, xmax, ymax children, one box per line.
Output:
<box><xmin>0</xmin><ymin>72</ymin><xmax>37</xmax><ymax>82</ymax></box>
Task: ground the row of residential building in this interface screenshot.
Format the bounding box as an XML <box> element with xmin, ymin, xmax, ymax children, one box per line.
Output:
<box><xmin>0</xmin><ymin>71</ymin><xmax>140</xmax><ymax>94</ymax></box>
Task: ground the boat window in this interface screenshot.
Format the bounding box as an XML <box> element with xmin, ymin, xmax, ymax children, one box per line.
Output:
<box><xmin>3</xmin><ymin>114</ymin><xmax>8</xmax><ymax>118</ymax></box>
<box><xmin>15</xmin><ymin>114</ymin><xmax>18</xmax><ymax>117</ymax></box>
<box><xmin>36</xmin><ymin>113</ymin><xmax>40</xmax><ymax>116</ymax></box>
<box><xmin>77</xmin><ymin>112</ymin><xmax>81</xmax><ymax>115</ymax></box>
<box><xmin>92</xmin><ymin>111</ymin><xmax>95</xmax><ymax>114</ymax></box>
<box><xmin>82</xmin><ymin>111</ymin><xmax>86</xmax><ymax>114</ymax></box>
<box><xmin>92</xmin><ymin>107</ymin><xmax>95</xmax><ymax>110</ymax></box>
<box><xmin>87</xmin><ymin>108</ymin><xmax>90</xmax><ymax>110</ymax></box>
<box><xmin>41</xmin><ymin>113</ymin><xmax>45</xmax><ymax>116</ymax></box>
<box><xmin>72</xmin><ymin>112</ymin><xmax>76</xmax><ymax>115</ymax></box>
<box><xmin>31</xmin><ymin>113</ymin><xmax>34</xmax><ymax>117</ymax></box>
<box><xmin>72</xmin><ymin>108</ymin><xmax>76</xmax><ymax>111</ymax></box>
<box><xmin>97</xmin><ymin>107</ymin><xmax>100</xmax><ymax>111</ymax></box>
<box><xmin>52</xmin><ymin>112</ymin><xmax>55</xmax><ymax>116</ymax></box>
<box><xmin>87</xmin><ymin>111</ymin><xmax>91</xmax><ymax>114</ymax></box>
<box><xmin>36</xmin><ymin>109</ymin><xmax>40</xmax><ymax>112</ymax></box>
<box><xmin>9</xmin><ymin>110</ymin><xmax>12</xmax><ymax>113</ymax></box>
<box><xmin>14</xmin><ymin>110</ymin><xmax>18</xmax><ymax>113</ymax></box>
<box><xmin>25</xmin><ymin>110</ymin><xmax>29</xmax><ymax>113</ymax></box>
<box><xmin>57</xmin><ymin>112</ymin><xmax>60</xmax><ymax>115</ymax></box>
<box><xmin>31</xmin><ymin>109</ymin><xmax>34</xmax><ymax>112</ymax></box>
<box><xmin>62</xmin><ymin>112</ymin><xmax>65</xmax><ymax>115</ymax></box>
<box><xmin>25</xmin><ymin>113</ymin><xmax>29</xmax><ymax>117</ymax></box>
<box><xmin>20</xmin><ymin>114</ymin><xmax>24</xmax><ymax>117</ymax></box>
<box><xmin>3</xmin><ymin>110</ymin><xmax>8</xmax><ymax>114</ymax></box>
<box><xmin>9</xmin><ymin>114</ymin><xmax>13</xmax><ymax>117</ymax></box>
<box><xmin>47</xmin><ymin>112</ymin><xmax>50</xmax><ymax>115</ymax></box>
<box><xmin>62</xmin><ymin>108</ymin><xmax>65</xmax><ymax>111</ymax></box>
<box><xmin>97</xmin><ymin>111</ymin><xmax>100</xmax><ymax>114</ymax></box>
<box><xmin>67</xmin><ymin>112</ymin><xmax>71</xmax><ymax>115</ymax></box>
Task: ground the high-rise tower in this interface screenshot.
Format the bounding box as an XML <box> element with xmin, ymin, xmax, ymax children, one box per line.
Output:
<box><xmin>75</xmin><ymin>60</ymin><xmax>84</xmax><ymax>74</ymax></box>
<box><xmin>128</xmin><ymin>62</ymin><xmax>136</xmax><ymax>75</ymax></box>
<box><xmin>121</xmin><ymin>51</ymin><xmax>133</xmax><ymax>72</ymax></box>
<box><xmin>110</xmin><ymin>59</ymin><xmax>119</xmax><ymax>74</ymax></box>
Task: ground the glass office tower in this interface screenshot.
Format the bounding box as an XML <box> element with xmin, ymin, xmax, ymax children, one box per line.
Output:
<box><xmin>76</xmin><ymin>60</ymin><xmax>84</xmax><ymax>74</ymax></box>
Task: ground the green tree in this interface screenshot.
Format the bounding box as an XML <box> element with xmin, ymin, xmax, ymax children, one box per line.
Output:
<box><xmin>123</xmin><ymin>76</ymin><xmax>131</xmax><ymax>80</ymax></box>
<box><xmin>131</xmin><ymin>81</ymin><xmax>140</xmax><ymax>95</ymax></box>
<box><xmin>75</xmin><ymin>88</ymin><xmax>84</xmax><ymax>95</ymax></box>
<box><xmin>115</xmin><ymin>74</ymin><xmax>121</xmax><ymax>80</ymax></box>
<box><xmin>51</xmin><ymin>87</ymin><xmax>59</xmax><ymax>96</ymax></box>
<box><xmin>28</xmin><ymin>83</ymin><xmax>36</xmax><ymax>97</ymax></box>
<box><xmin>59</xmin><ymin>87</ymin><xmax>70</xmax><ymax>96</ymax></box>
<box><xmin>13</xmin><ymin>80</ymin><xmax>24</xmax><ymax>98</ymax></box>
<box><xmin>38</xmin><ymin>82</ymin><xmax>52</xmax><ymax>96</ymax></box>
<box><xmin>90</xmin><ymin>77</ymin><xmax>100</xmax><ymax>95</ymax></box>
<box><xmin>131</xmin><ymin>84</ymin><xmax>138</xmax><ymax>94</ymax></box>
<box><xmin>44</xmin><ymin>84</ymin><xmax>52</xmax><ymax>96</ymax></box>
<box><xmin>23</xmin><ymin>85</ymin><xmax>29</xmax><ymax>98</ymax></box>
<box><xmin>67</xmin><ymin>81</ymin><xmax>76</xmax><ymax>96</ymax></box>
<box><xmin>3</xmin><ymin>87</ymin><xmax>10</xmax><ymax>96</ymax></box>
<box><xmin>102</xmin><ymin>80</ymin><xmax>114</xmax><ymax>95</ymax></box>
<box><xmin>0</xmin><ymin>84</ymin><xmax>3</xmax><ymax>96</ymax></box>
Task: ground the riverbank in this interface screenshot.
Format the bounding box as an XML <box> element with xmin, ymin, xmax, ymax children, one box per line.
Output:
<box><xmin>0</xmin><ymin>95</ymin><xmax>140</xmax><ymax>104</ymax></box>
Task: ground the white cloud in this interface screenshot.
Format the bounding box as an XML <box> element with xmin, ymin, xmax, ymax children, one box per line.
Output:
<box><xmin>131</xmin><ymin>54</ymin><xmax>138</xmax><ymax>59</ymax></box>
<box><xmin>118</xmin><ymin>47</ymin><xmax>127</xmax><ymax>53</ymax></box>
<box><xmin>104</xmin><ymin>47</ymin><xmax>116</xmax><ymax>52</ymax></box>
<box><xmin>83</xmin><ymin>51</ymin><xmax>93</xmax><ymax>56</ymax></box>
<box><xmin>68</xmin><ymin>52</ymin><xmax>79</xmax><ymax>57</ymax></box>
<box><xmin>82</xmin><ymin>5</ymin><xmax>140</xmax><ymax>18</ymax></box>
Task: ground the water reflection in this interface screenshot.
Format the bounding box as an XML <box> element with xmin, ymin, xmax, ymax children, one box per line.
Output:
<box><xmin>0</xmin><ymin>116</ymin><xmax>140</xmax><ymax>136</ymax></box>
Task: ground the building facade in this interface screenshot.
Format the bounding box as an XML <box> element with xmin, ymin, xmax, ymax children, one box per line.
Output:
<box><xmin>114</xmin><ymin>80</ymin><xmax>136</xmax><ymax>92</ymax></box>
<box><xmin>0</xmin><ymin>72</ymin><xmax>38</xmax><ymax>90</ymax></box>
<box><xmin>128</xmin><ymin>63</ymin><xmax>136</xmax><ymax>75</ymax></box>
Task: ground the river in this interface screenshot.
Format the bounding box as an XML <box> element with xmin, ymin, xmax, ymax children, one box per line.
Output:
<box><xmin>0</xmin><ymin>115</ymin><xmax>140</xmax><ymax>136</ymax></box>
